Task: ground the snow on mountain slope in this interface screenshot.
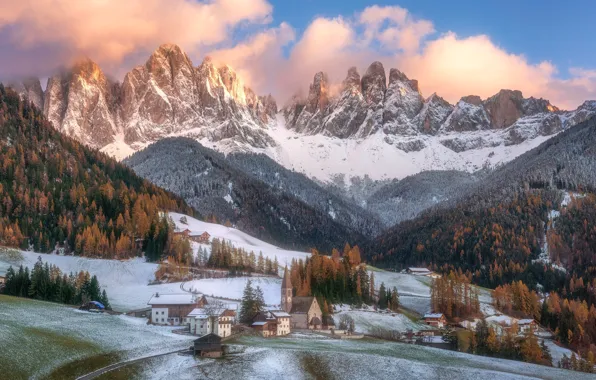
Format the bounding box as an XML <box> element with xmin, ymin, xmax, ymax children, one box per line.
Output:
<box><xmin>260</xmin><ymin>116</ymin><xmax>553</xmax><ymax>184</ymax></box>
<box><xmin>169</xmin><ymin>212</ymin><xmax>311</xmax><ymax>266</ymax></box>
<box><xmin>0</xmin><ymin>213</ymin><xmax>310</xmax><ymax>311</ymax></box>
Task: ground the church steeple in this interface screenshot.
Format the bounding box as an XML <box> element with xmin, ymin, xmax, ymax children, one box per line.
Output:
<box><xmin>281</xmin><ymin>267</ymin><xmax>292</xmax><ymax>313</ymax></box>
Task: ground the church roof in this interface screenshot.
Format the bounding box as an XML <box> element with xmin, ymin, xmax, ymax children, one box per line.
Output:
<box><xmin>282</xmin><ymin>267</ymin><xmax>292</xmax><ymax>289</ymax></box>
<box><xmin>290</xmin><ymin>296</ymin><xmax>317</xmax><ymax>314</ymax></box>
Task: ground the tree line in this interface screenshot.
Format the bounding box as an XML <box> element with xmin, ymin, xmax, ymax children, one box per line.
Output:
<box><xmin>430</xmin><ymin>271</ymin><xmax>480</xmax><ymax>320</ymax></box>
<box><xmin>2</xmin><ymin>256</ymin><xmax>110</xmax><ymax>307</ymax></box>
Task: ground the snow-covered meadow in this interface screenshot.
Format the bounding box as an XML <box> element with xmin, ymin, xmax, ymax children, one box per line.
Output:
<box><xmin>130</xmin><ymin>334</ymin><xmax>595</xmax><ymax>380</ymax></box>
<box><xmin>0</xmin><ymin>295</ymin><xmax>194</xmax><ymax>379</ymax></box>
<box><xmin>0</xmin><ymin>212</ymin><xmax>311</xmax><ymax>312</ymax></box>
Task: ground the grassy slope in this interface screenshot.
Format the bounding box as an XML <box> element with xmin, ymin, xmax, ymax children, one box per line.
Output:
<box><xmin>0</xmin><ymin>295</ymin><xmax>193</xmax><ymax>379</ymax></box>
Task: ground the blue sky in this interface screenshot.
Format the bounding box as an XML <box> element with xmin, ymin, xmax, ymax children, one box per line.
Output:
<box><xmin>271</xmin><ymin>0</ymin><xmax>595</xmax><ymax>79</ymax></box>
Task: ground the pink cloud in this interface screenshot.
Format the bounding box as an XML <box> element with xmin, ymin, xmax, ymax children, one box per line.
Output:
<box><xmin>0</xmin><ymin>0</ymin><xmax>272</xmax><ymax>70</ymax></box>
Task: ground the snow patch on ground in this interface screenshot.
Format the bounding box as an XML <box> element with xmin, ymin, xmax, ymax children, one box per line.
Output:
<box><xmin>169</xmin><ymin>212</ymin><xmax>310</xmax><ymax>266</ymax></box>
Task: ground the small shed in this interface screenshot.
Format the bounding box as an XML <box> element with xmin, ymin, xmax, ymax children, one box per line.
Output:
<box><xmin>193</xmin><ymin>333</ymin><xmax>223</xmax><ymax>358</ymax></box>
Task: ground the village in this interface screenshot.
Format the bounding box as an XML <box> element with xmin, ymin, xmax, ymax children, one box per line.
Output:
<box><xmin>1</xmin><ymin>212</ymin><xmax>588</xmax><ymax>376</ymax></box>
<box><xmin>129</xmin><ymin>259</ymin><xmax>553</xmax><ymax>361</ymax></box>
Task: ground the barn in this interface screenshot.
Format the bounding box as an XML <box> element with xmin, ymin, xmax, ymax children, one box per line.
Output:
<box><xmin>193</xmin><ymin>333</ymin><xmax>223</xmax><ymax>358</ymax></box>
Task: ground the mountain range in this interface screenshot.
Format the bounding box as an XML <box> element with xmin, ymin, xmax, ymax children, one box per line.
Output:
<box><xmin>9</xmin><ymin>43</ymin><xmax>596</xmax><ymax>186</ymax></box>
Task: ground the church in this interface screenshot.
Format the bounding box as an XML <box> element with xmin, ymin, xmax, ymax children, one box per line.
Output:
<box><xmin>281</xmin><ymin>268</ymin><xmax>324</xmax><ymax>329</ymax></box>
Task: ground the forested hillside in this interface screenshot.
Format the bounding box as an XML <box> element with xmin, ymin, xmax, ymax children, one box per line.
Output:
<box><xmin>0</xmin><ymin>85</ymin><xmax>194</xmax><ymax>261</ymax></box>
<box><xmin>370</xmin><ymin>116</ymin><xmax>596</xmax><ymax>357</ymax></box>
<box><xmin>125</xmin><ymin>138</ymin><xmax>365</xmax><ymax>251</ymax></box>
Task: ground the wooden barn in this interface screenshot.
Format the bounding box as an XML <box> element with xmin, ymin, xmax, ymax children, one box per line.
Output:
<box><xmin>193</xmin><ymin>333</ymin><xmax>223</xmax><ymax>358</ymax></box>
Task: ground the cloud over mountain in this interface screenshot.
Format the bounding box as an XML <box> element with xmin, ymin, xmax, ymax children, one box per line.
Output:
<box><xmin>0</xmin><ymin>2</ymin><xmax>594</xmax><ymax>109</ymax></box>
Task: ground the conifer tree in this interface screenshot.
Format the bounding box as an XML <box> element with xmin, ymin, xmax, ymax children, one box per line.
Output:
<box><xmin>378</xmin><ymin>283</ymin><xmax>388</xmax><ymax>309</ymax></box>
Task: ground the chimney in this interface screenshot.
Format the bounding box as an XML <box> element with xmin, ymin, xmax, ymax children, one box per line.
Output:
<box><xmin>155</xmin><ymin>292</ymin><xmax>159</xmax><ymax>297</ymax></box>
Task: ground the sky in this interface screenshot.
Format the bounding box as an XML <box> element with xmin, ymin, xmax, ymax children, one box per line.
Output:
<box><xmin>0</xmin><ymin>0</ymin><xmax>595</xmax><ymax>109</ymax></box>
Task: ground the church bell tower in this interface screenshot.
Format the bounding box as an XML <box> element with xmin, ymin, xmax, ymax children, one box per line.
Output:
<box><xmin>281</xmin><ymin>267</ymin><xmax>292</xmax><ymax>313</ymax></box>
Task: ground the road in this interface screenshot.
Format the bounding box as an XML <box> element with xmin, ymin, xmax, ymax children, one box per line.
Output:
<box><xmin>75</xmin><ymin>349</ymin><xmax>190</xmax><ymax>380</ymax></box>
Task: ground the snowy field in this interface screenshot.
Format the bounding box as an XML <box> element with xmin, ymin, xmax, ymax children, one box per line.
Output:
<box><xmin>183</xmin><ymin>276</ymin><xmax>282</xmax><ymax>306</ymax></box>
<box><xmin>0</xmin><ymin>212</ymin><xmax>312</xmax><ymax>312</ymax></box>
<box><xmin>0</xmin><ymin>251</ymin><xmax>283</xmax><ymax>312</ymax></box>
<box><xmin>127</xmin><ymin>334</ymin><xmax>595</xmax><ymax>380</ymax></box>
<box><xmin>169</xmin><ymin>212</ymin><xmax>311</xmax><ymax>267</ymax></box>
<box><xmin>0</xmin><ymin>295</ymin><xmax>194</xmax><ymax>379</ymax></box>
<box><xmin>334</xmin><ymin>308</ymin><xmax>430</xmax><ymax>334</ymax></box>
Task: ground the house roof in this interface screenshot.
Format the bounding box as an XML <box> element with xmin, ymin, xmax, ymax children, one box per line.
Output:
<box><xmin>222</xmin><ymin>309</ymin><xmax>236</xmax><ymax>317</ymax></box>
<box><xmin>194</xmin><ymin>333</ymin><xmax>221</xmax><ymax>343</ymax></box>
<box><xmin>270</xmin><ymin>310</ymin><xmax>291</xmax><ymax>318</ymax></box>
<box><xmin>290</xmin><ymin>297</ymin><xmax>317</xmax><ymax>314</ymax></box>
<box><xmin>409</xmin><ymin>267</ymin><xmax>431</xmax><ymax>272</ymax></box>
<box><xmin>188</xmin><ymin>307</ymin><xmax>233</xmax><ymax>318</ymax></box>
<box><xmin>423</xmin><ymin>313</ymin><xmax>445</xmax><ymax>319</ymax></box>
<box><xmin>486</xmin><ymin>315</ymin><xmax>516</xmax><ymax>326</ymax></box>
<box><xmin>252</xmin><ymin>321</ymin><xmax>267</xmax><ymax>326</ymax></box>
<box><xmin>282</xmin><ymin>267</ymin><xmax>292</xmax><ymax>289</ymax></box>
<box><xmin>518</xmin><ymin>319</ymin><xmax>535</xmax><ymax>325</ymax></box>
<box><xmin>148</xmin><ymin>293</ymin><xmax>199</xmax><ymax>305</ymax></box>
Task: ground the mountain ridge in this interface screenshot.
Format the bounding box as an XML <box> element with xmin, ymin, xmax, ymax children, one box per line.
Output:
<box><xmin>9</xmin><ymin>43</ymin><xmax>596</xmax><ymax>184</ymax></box>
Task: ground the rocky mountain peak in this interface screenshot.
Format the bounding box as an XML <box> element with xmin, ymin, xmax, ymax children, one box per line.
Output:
<box><xmin>306</xmin><ymin>72</ymin><xmax>330</xmax><ymax>113</ymax></box>
<box><xmin>483</xmin><ymin>89</ymin><xmax>558</xmax><ymax>129</ymax></box>
<box><xmin>9</xmin><ymin>77</ymin><xmax>44</xmax><ymax>110</ymax></box>
<box><xmin>382</xmin><ymin>67</ymin><xmax>424</xmax><ymax>135</ymax></box>
<box><xmin>343</xmin><ymin>67</ymin><xmax>361</xmax><ymax>90</ymax></box>
<box><xmin>413</xmin><ymin>93</ymin><xmax>453</xmax><ymax>135</ymax></box>
<box><xmin>460</xmin><ymin>95</ymin><xmax>482</xmax><ymax>106</ymax></box>
<box><xmin>361</xmin><ymin>61</ymin><xmax>386</xmax><ymax>105</ymax></box>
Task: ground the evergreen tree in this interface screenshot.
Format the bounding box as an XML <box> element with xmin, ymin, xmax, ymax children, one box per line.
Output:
<box><xmin>378</xmin><ymin>282</ymin><xmax>388</xmax><ymax>309</ymax></box>
<box><xmin>239</xmin><ymin>279</ymin><xmax>256</xmax><ymax>324</ymax></box>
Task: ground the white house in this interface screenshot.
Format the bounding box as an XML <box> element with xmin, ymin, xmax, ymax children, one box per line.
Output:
<box><xmin>188</xmin><ymin>307</ymin><xmax>236</xmax><ymax>338</ymax></box>
<box><xmin>270</xmin><ymin>310</ymin><xmax>292</xmax><ymax>336</ymax></box>
<box><xmin>147</xmin><ymin>293</ymin><xmax>207</xmax><ymax>326</ymax></box>
<box><xmin>251</xmin><ymin>310</ymin><xmax>292</xmax><ymax>337</ymax></box>
<box><xmin>518</xmin><ymin>319</ymin><xmax>537</xmax><ymax>333</ymax></box>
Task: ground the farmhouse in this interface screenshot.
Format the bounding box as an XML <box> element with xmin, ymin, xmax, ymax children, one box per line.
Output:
<box><xmin>518</xmin><ymin>319</ymin><xmax>537</xmax><ymax>333</ymax></box>
<box><xmin>188</xmin><ymin>307</ymin><xmax>236</xmax><ymax>338</ymax></box>
<box><xmin>406</xmin><ymin>267</ymin><xmax>440</xmax><ymax>278</ymax></box>
<box><xmin>407</xmin><ymin>267</ymin><xmax>432</xmax><ymax>276</ymax></box>
<box><xmin>486</xmin><ymin>315</ymin><xmax>518</xmax><ymax>336</ymax></box>
<box><xmin>423</xmin><ymin>313</ymin><xmax>447</xmax><ymax>328</ymax></box>
<box><xmin>193</xmin><ymin>333</ymin><xmax>223</xmax><ymax>358</ymax></box>
<box><xmin>147</xmin><ymin>293</ymin><xmax>207</xmax><ymax>326</ymax></box>
<box><xmin>281</xmin><ymin>268</ymin><xmax>324</xmax><ymax>330</ymax></box>
<box><xmin>0</xmin><ymin>275</ymin><xmax>5</xmax><ymax>285</ymax></box>
<box><xmin>173</xmin><ymin>229</ymin><xmax>192</xmax><ymax>237</ymax></box>
<box><xmin>251</xmin><ymin>310</ymin><xmax>291</xmax><ymax>337</ymax></box>
<box><xmin>190</xmin><ymin>231</ymin><xmax>211</xmax><ymax>244</ymax></box>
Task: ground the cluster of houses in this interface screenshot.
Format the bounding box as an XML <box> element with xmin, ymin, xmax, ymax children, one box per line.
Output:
<box><xmin>422</xmin><ymin>311</ymin><xmax>538</xmax><ymax>338</ymax></box>
<box><xmin>145</xmin><ymin>269</ymin><xmax>333</xmax><ymax>342</ymax></box>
